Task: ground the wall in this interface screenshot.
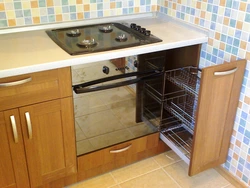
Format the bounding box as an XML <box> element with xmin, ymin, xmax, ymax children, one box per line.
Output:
<box><xmin>158</xmin><ymin>0</ymin><xmax>250</xmax><ymax>186</ymax></box>
<box><xmin>0</xmin><ymin>0</ymin><xmax>157</xmax><ymax>28</ymax></box>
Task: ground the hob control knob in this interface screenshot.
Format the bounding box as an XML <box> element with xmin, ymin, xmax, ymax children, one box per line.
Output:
<box><xmin>135</xmin><ymin>25</ymin><xmax>141</xmax><ymax>31</ymax></box>
<box><xmin>140</xmin><ymin>28</ymin><xmax>146</xmax><ymax>34</ymax></box>
<box><xmin>145</xmin><ymin>30</ymin><xmax>151</xmax><ymax>36</ymax></box>
<box><xmin>102</xmin><ymin>66</ymin><xmax>110</xmax><ymax>74</ymax></box>
<box><xmin>130</xmin><ymin>23</ymin><xmax>136</xmax><ymax>29</ymax></box>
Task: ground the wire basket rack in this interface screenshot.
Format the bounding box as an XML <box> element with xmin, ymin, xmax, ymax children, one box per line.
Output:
<box><xmin>165</xmin><ymin>66</ymin><xmax>201</xmax><ymax>96</ymax></box>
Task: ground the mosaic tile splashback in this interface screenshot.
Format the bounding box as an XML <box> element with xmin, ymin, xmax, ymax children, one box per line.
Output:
<box><xmin>158</xmin><ymin>0</ymin><xmax>250</xmax><ymax>186</ymax></box>
<box><xmin>0</xmin><ymin>0</ymin><xmax>157</xmax><ymax>28</ymax></box>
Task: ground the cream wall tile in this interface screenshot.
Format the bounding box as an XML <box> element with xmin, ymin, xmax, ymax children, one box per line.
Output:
<box><xmin>55</xmin><ymin>7</ymin><xmax>62</xmax><ymax>14</ymax></box>
<box><xmin>6</xmin><ymin>10</ymin><xmax>15</xmax><ymax>19</ymax></box>
<box><xmin>111</xmin><ymin>158</ymin><xmax>160</xmax><ymax>183</ymax></box>
<box><xmin>164</xmin><ymin>161</ymin><xmax>230</xmax><ymax>188</ymax></box>
<box><xmin>119</xmin><ymin>169</ymin><xmax>180</xmax><ymax>188</ymax></box>
<box><xmin>31</xmin><ymin>8</ymin><xmax>40</xmax><ymax>17</ymax></box>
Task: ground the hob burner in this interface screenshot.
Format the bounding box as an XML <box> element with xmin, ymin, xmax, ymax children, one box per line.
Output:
<box><xmin>99</xmin><ymin>25</ymin><xmax>113</xmax><ymax>33</ymax></box>
<box><xmin>77</xmin><ymin>39</ymin><xmax>97</xmax><ymax>48</ymax></box>
<box><xmin>66</xmin><ymin>29</ymin><xmax>81</xmax><ymax>37</ymax></box>
<box><xmin>115</xmin><ymin>34</ymin><xmax>127</xmax><ymax>42</ymax></box>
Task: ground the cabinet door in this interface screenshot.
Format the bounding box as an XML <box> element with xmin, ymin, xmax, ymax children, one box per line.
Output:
<box><xmin>0</xmin><ymin>110</ymin><xmax>29</xmax><ymax>188</ymax></box>
<box><xmin>19</xmin><ymin>98</ymin><xmax>76</xmax><ymax>187</ymax></box>
<box><xmin>189</xmin><ymin>60</ymin><xmax>246</xmax><ymax>176</ymax></box>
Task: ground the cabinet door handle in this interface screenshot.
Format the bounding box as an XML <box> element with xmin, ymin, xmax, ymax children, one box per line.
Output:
<box><xmin>0</xmin><ymin>77</ymin><xmax>32</xmax><ymax>87</ymax></box>
<box><xmin>214</xmin><ymin>67</ymin><xmax>237</xmax><ymax>76</ymax></box>
<box><xmin>10</xmin><ymin>115</ymin><xmax>18</xmax><ymax>143</ymax></box>
<box><xmin>109</xmin><ymin>144</ymin><xmax>132</xmax><ymax>153</ymax></box>
<box><xmin>25</xmin><ymin>112</ymin><xmax>33</xmax><ymax>139</ymax></box>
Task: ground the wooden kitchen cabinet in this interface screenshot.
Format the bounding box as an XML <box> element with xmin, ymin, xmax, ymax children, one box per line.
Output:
<box><xmin>0</xmin><ymin>68</ymin><xmax>76</xmax><ymax>188</ymax></box>
<box><xmin>143</xmin><ymin>57</ymin><xmax>246</xmax><ymax>176</ymax></box>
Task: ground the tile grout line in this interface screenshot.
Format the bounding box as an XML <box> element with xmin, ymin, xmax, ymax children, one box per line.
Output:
<box><xmin>152</xmin><ymin>156</ymin><xmax>183</xmax><ymax>188</ymax></box>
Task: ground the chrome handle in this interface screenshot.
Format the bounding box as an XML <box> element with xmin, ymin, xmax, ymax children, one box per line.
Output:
<box><xmin>110</xmin><ymin>144</ymin><xmax>132</xmax><ymax>153</ymax></box>
<box><xmin>25</xmin><ymin>112</ymin><xmax>32</xmax><ymax>139</ymax></box>
<box><xmin>10</xmin><ymin>115</ymin><xmax>18</xmax><ymax>143</ymax></box>
<box><xmin>214</xmin><ymin>67</ymin><xmax>237</xmax><ymax>76</ymax></box>
<box><xmin>0</xmin><ymin>77</ymin><xmax>32</xmax><ymax>87</ymax></box>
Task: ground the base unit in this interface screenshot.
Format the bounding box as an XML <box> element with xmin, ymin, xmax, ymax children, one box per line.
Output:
<box><xmin>143</xmin><ymin>59</ymin><xmax>246</xmax><ymax>176</ymax></box>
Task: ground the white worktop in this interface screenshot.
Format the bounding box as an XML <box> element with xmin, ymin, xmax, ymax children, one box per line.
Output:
<box><xmin>0</xmin><ymin>12</ymin><xmax>208</xmax><ymax>79</ymax></box>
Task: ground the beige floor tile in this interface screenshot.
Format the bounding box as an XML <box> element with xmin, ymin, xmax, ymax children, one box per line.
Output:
<box><xmin>153</xmin><ymin>150</ymin><xmax>181</xmax><ymax>167</ymax></box>
<box><xmin>164</xmin><ymin>161</ymin><xmax>230</xmax><ymax>188</ymax></box>
<box><xmin>111</xmin><ymin>158</ymin><xmax>160</xmax><ymax>183</ymax></box>
<box><xmin>223</xmin><ymin>184</ymin><xmax>236</xmax><ymax>188</ymax></box>
<box><xmin>108</xmin><ymin>185</ymin><xmax>121</xmax><ymax>188</ymax></box>
<box><xmin>68</xmin><ymin>173</ymin><xmax>116</xmax><ymax>188</ymax></box>
<box><xmin>119</xmin><ymin>169</ymin><xmax>180</xmax><ymax>188</ymax></box>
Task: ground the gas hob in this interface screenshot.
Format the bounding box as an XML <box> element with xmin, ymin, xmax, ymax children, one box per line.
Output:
<box><xmin>46</xmin><ymin>22</ymin><xmax>162</xmax><ymax>55</ymax></box>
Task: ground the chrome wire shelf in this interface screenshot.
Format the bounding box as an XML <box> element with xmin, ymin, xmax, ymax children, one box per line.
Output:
<box><xmin>165</xmin><ymin>66</ymin><xmax>201</xmax><ymax>96</ymax></box>
<box><xmin>161</xmin><ymin>124</ymin><xmax>193</xmax><ymax>159</ymax></box>
<box><xmin>164</xmin><ymin>93</ymin><xmax>197</xmax><ymax>134</ymax></box>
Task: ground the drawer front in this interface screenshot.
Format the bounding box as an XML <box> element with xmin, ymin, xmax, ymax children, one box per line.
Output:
<box><xmin>0</xmin><ymin>67</ymin><xmax>72</xmax><ymax>111</ymax></box>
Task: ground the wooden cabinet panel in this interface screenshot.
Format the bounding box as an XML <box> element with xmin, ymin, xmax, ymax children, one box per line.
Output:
<box><xmin>0</xmin><ymin>67</ymin><xmax>72</xmax><ymax>111</ymax></box>
<box><xmin>0</xmin><ymin>112</ymin><xmax>16</xmax><ymax>188</ymax></box>
<box><xmin>1</xmin><ymin>110</ymin><xmax>30</xmax><ymax>188</ymax></box>
<box><xmin>77</xmin><ymin>133</ymin><xmax>169</xmax><ymax>181</ymax></box>
<box><xmin>18</xmin><ymin>98</ymin><xmax>76</xmax><ymax>187</ymax></box>
<box><xmin>189</xmin><ymin>60</ymin><xmax>246</xmax><ymax>175</ymax></box>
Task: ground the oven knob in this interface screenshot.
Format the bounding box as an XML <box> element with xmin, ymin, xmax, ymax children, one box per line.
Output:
<box><xmin>134</xmin><ymin>60</ymin><xmax>138</xmax><ymax>68</ymax></box>
<box><xmin>130</xmin><ymin>23</ymin><xmax>137</xmax><ymax>29</ymax></box>
<box><xmin>145</xmin><ymin>30</ymin><xmax>151</xmax><ymax>36</ymax></box>
<box><xmin>102</xmin><ymin>66</ymin><xmax>110</xmax><ymax>74</ymax></box>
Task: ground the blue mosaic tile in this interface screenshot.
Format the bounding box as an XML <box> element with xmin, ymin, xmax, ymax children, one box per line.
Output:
<box><xmin>246</xmin><ymin>162</ymin><xmax>250</xmax><ymax>170</ymax></box>
<box><xmin>212</xmin><ymin>14</ymin><xmax>217</xmax><ymax>22</ymax></box>
<box><xmin>0</xmin><ymin>20</ymin><xmax>7</xmax><ymax>27</ymax></box>
<box><xmin>0</xmin><ymin>12</ymin><xmax>6</xmax><ymax>19</ymax></box>
<box><xmin>84</xmin><ymin>12</ymin><xmax>90</xmax><ymax>19</ymax></box>
<box><xmin>242</xmin><ymin>175</ymin><xmax>249</xmax><ymax>184</ymax></box>
<box><xmin>23</xmin><ymin>10</ymin><xmax>31</xmax><ymax>17</ymax></box>
<box><xmin>62</xmin><ymin>0</ymin><xmax>68</xmax><ymax>6</ymax></box>
<box><xmin>245</xmin><ymin>13</ymin><xmax>250</xmax><ymax>23</ymax></box>
<box><xmin>240</xmin><ymin>118</ymin><xmax>246</xmax><ymax>127</ymax></box>
<box><xmin>238</xmin><ymin>163</ymin><xmax>244</xmax><ymax>172</ymax></box>
<box><xmin>230</xmin><ymin>19</ymin><xmax>236</xmax><ymax>27</ymax></box>
<box><xmin>40</xmin><ymin>16</ymin><xmax>48</xmax><ymax>23</ymax></box>
<box><xmin>239</xmin><ymin>157</ymin><xmax>245</xmax><ymax>165</ymax></box>
<box><xmin>245</xmin><ymin>130</ymin><xmax>250</xmax><ymax>139</ymax></box>
<box><xmin>122</xmin><ymin>8</ymin><xmax>128</xmax><ymax>15</ymax></box>
<box><xmin>243</xmin><ymin>136</ymin><xmax>249</xmax><ymax>145</ymax></box>
<box><xmin>227</xmin><ymin>36</ymin><xmax>233</xmax><ymax>45</ymax></box>
<box><xmin>70</xmin><ymin>13</ymin><xmax>76</xmax><ymax>20</ymax></box>
<box><xmin>225</xmin><ymin>161</ymin><xmax>231</xmax><ymax>169</ymax></box>
<box><xmin>48</xmin><ymin>15</ymin><xmax>55</xmax><ymax>22</ymax></box>
<box><xmin>140</xmin><ymin>0</ymin><xmax>145</xmax><ymax>6</ymax></box>
<box><xmin>24</xmin><ymin>17</ymin><xmax>32</xmax><ymax>25</ymax></box>
<box><xmin>232</xmin><ymin>47</ymin><xmax>238</xmax><ymax>56</ymax></box>
<box><xmin>70</xmin><ymin>5</ymin><xmax>76</xmax><ymax>12</ymax></box>
<box><xmin>116</xmin><ymin>2</ymin><xmax>122</xmax><ymax>8</ymax></box>
<box><xmin>241</xmin><ymin>111</ymin><xmax>247</xmax><ymax>120</ymax></box>
<box><xmin>62</xmin><ymin>6</ymin><xmax>69</xmax><ymax>13</ymax></box>
<box><xmin>39</xmin><ymin>0</ymin><xmax>46</xmax><ymax>7</ymax></box>
<box><xmin>15</xmin><ymin>10</ymin><xmax>23</xmax><ymax>18</ymax></box>
<box><xmin>232</xmin><ymin>1</ymin><xmax>239</xmax><ymax>9</ymax></box>
<box><xmin>224</xmin><ymin>8</ymin><xmax>231</xmax><ymax>17</ymax></box>
<box><xmin>14</xmin><ymin>2</ymin><xmax>22</xmax><ymax>10</ymax></box>
<box><xmin>97</xmin><ymin>3</ymin><xmax>103</xmax><ymax>10</ymax></box>
<box><xmin>226</xmin><ymin>0</ymin><xmax>233</xmax><ymax>8</ymax></box>
<box><xmin>128</xmin><ymin>1</ymin><xmax>133</xmax><ymax>7</ymax></box>
<box><xmin>47</xmin><ymin>8</ymin><xmax>54</xmax><ymax>15</ymax></box>
<box><xmin>146</xmin><ymin>6</ymin><xmax>151</xmax><ymax>12</ymax></box>
<box><xmin>207</xmin><ymin>4</ymin><xmax>212</xmax><ymax>12</ymax></box>
<box><xmin>238</xmin><ymin>125</ymin><xmax>244</xmax><ymax>134</ymax></box>
<box><xmin>146</xmin><ymin>0</ymin><xmax>151</xmax><ymax>5</ymax></box>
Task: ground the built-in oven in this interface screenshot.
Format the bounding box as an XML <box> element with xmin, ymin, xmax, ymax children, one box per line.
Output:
<box><xmin>71</xmin><ymin>55</ymin><xmax>165</xmax><ymax>156</ymax></box>
<box><xmin>46</xmin><ymin>22</ymin><xmax>165</xmax><ymax>156</ymax></box>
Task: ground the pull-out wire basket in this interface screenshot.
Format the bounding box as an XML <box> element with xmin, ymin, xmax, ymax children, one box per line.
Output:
<box><xmin>165</xmin><ymin>66</ymin><xmax>201</xmax><ymax>96</ymax></box>
<box><xmin>164</xmin><ymin>93</ymin><xmax>197</xmax><ymax>134</ymax></box>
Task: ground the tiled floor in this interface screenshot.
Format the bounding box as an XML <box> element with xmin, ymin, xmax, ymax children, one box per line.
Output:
<box><xmin>68</xmin><ymin>150</ymin><xmax>234</xmax><ymax>188</ymax></box>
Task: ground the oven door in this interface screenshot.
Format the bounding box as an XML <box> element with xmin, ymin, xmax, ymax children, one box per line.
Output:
<box><xmin>73</xmin><ymin>69</ymin><xmax>162</xmax><ymax>94</ymax></box>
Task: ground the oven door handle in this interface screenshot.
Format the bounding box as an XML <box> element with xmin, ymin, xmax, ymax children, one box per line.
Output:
<box><xmin>73</xmin><ymin>70</ymin><xmax>162</xmax><ymax>94</ymax></box>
